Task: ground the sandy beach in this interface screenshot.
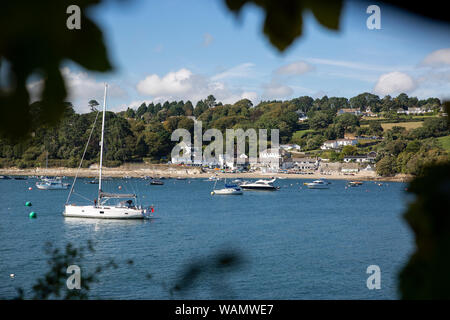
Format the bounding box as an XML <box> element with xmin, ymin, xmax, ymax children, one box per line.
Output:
<box><xmin>0</xmin><ymin>164</ymin><xmax>412</xmax><ymax>183</ymax></box>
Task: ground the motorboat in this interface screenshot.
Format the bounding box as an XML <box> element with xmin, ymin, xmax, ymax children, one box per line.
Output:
<box><xmin>348</xmin><ymin>181</ymin><xmax>363</xmax><ymax>187</ymax></box>
<box><xmin>305</xmin><ymin>179</ymin><xmax>329</xmax><ymax>189</ymax></box>
<box><xmin>150</xmin><ymin>179</ymin><xmax>164</xmax><ymax>185</ymax></box>
<box><xmin>240</xmin><ymin>178</ymin><xmax>278</xmax><ymax>191</ymax></box>
<box><xmin>63</xmin><ymin>84</ymin><xmax>152</xmax><ymax>220</ymax></box>
<box><xmin>36</xmin><ymin>177</ymin><xmax>70</xmax><ymax>190</ymax></box>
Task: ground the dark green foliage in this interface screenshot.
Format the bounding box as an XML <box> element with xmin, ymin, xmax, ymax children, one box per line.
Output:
<box><xmin>308</xmin><ymin>111</ymin><xmax>334</xmax><ymax>130</ymax></box>
<box><xmin>399</xmin><ymin>163</ymin><xmax>450</xmax><ymax>299</ymax></box>
<box><xmin>0</xmin><ymin>0</ymin><xmax>112</xmax><ymax>141</ymax></box>
<box><xmin>376</xmin><ymin>156</ymin><xmax>397</xmax><ymax>177</ymax></box>
<box><xmin>224</xmin><ymin>0</ymin><xmax>343</xmax><ymax>51</ymax></box>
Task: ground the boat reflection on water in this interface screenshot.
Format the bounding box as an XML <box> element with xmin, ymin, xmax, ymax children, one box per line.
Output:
<box><xmin>62</xmin><ymin>216</ymin><xmax>156</xmax><ymax>230</ymax></box>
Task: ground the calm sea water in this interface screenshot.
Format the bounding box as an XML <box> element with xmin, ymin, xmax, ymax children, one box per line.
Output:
<box><xmin>0</xmin><ymin>177</ymin><xmax>414</xmax><ymax>299</ymax></box>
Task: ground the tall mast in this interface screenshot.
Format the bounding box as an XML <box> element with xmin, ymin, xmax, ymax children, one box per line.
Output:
<box><xmin>98</xmin><ymin>83</ymin><xmax>107</xmax><ymax>202</ymax></box>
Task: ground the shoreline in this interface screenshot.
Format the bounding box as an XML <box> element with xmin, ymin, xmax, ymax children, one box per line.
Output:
<box><xmin>0</xmin><ymin>166</ymin><xmax>412</xmax><ymax>183</ymax></box>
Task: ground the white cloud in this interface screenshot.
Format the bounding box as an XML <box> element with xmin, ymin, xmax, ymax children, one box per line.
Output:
<box><xmin>421</xmin><ymin>48</ymin><xmax>450</xmax><ymax>67</ymax></box>
<box><xmin>306</xmin><ymin>57</ymin><xmax>411</xmax><ymax>73</ymax></box>
<box><xmin>262</xmin><ymin>82</ymin><xmax>293</xmax><ymax>99</ymax></box>
<box><xmin>28</xmin><ymin>67</ymin><xmax>127</xmax><ymax>113</ymax></box>
<box><xmin>275</xmin><ymin>61</ymin><xmax>313</xmax><ymax>75</ymax></box>
<box><xmin>211</xmin><ymin>63</ymin><xmax>255</xmax><ymax>81</ymax></box>
<box><xmin>136</xmin><ymin>68</ymin><xmax>258</xmax><ymax>105</ymax></box>
<box><xmin>137</xmin><ymin>68</ymin><xmax>194</xmax><ymax>96</ymax></box>
<box><xmin>202</xmin><ymin>33</ymin><xmax>214</xmax><ymax>47</ymax></box>
<box><xmin>373</xmin><ymin>71</ymin><xmax>416</xmax><ymax>96</ymax></box>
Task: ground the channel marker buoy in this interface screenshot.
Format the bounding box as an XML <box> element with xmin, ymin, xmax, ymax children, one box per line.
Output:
<box><xmin>29</xmin><ymin>212</ymin><xmax>37</xmax><ymax>219</ymax></box>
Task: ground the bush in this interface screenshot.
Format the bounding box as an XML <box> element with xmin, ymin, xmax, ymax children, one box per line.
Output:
<box><xmin>376</xmin><ymin>156</ymin><xmax>397</xmax><ymax>177</ymax></box>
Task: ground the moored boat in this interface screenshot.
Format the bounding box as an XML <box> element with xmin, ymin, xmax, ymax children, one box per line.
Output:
<box><xmin>36</xmin><ymin>177</ymin><xmax>70</xmax><ymax>190</ymax></box>
<box><xmin>63</xmin><ymin>84</ymin><xmax>152</xmax><ymax>220</ymax></box>
<box><xmin>305</xmin><ymin>179</ymin><xmax>329</xmax><ymax>189</ymax></box>
<box><xmin>240</xmin><ymin>178</ymin><xmax>278</xmax><ymax>191</ymax></box>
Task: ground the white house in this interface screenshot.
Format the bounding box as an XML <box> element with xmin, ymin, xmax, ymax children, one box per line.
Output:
<box><xmin>218</xmin><ymin>154</ymin><xmax>235</xmax><ymax>169</ymax></box>
<box><xmin>296</xmin><ymin>110</ymin><xmax>308</xmax><ymax>122</ymax></box>
<box><xmin>321</xmin><ymin>139</ymin><xmax>357</xmax><ymax>150</ymax></box>
<box><xmin>256</xmin><ymin>148</ymin><xmax>282</xmax><ymax>171</ymax></box>
<box><xmin>337</xmin><ymin>108</ymin><xmax>361</xmax><ymax>116</ymax></box>
<box><xmin>280</xmin><ymin>144</ymin><xmax>301</xmax><ymax>152</ymax></box>
<box><xmin>337</xmin><ymin>139</ymin><xmax>358</xmax><ymax>147</ymax></box>
<box><xmin>292</xmin><ymin>157</ymin><xmax>319</xmax><ymax>171</ymax></box>
<box><xmin>397</xmin><ymin>107</ymin><xmax>432</xmax><ymax>115</ymax></box>
<box><xmin>343</xmin><ymin>155</ymin><xmax>370</xmax><ymax>163</ymax></box>
<box><xmin>364</xmin><ymin>107</ymin><xmax>377</xmax><ymax>117</ymax></box>
<box><xmin>321</xmin><ymin>140</ymin><xmax>339</xmax><ymax>150</ymax></box>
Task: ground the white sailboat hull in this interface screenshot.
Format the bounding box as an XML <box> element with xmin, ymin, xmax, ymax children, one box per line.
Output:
<box><xmin>64</xmin><ymin>205</ymin><xmax>145</xmax><ymax>219</ymax></box>
<box><xmin>212</xmin><ymin>188</ymin><xmax>243</xmax><ymax>195</ymax></box>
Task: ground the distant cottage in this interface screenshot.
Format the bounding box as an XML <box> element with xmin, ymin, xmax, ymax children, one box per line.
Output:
<box><xmin>321</xmin><ymin>138</ymin><xmax>358</xmax><ymax>150</ymax></box>
<box><xmin>337</xmin><ymin>108</ymin><xmax>361</xmax><ymax>116</ymax></box>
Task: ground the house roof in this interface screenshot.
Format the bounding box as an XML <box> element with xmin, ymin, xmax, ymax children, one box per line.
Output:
<box><xmin>337</xmin><ymin>138</ymin><xmax>357</xmax><ymax>142</ymax></box>
<box><xmin>344</xmin><ymin>155</ymin><xmax>367</xmax><ymax>159</ymax></box>
<box><xmin>292</xmin><ymin>157</ymin><xmax>318</xmax><ymax>162</ymax></box>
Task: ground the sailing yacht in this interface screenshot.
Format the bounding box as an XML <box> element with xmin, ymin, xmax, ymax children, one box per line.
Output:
<box><xmin>211</xmin><ymin>178</ymin><xmax>243</xmax><ymax>195</ymax></box>
<box><xmin>35</xmin><ymin>151</ymin><xmax>70</xmax><ymax>190</ymax></box>
<box><xmin>63</xmin><ymin>84</ymin><xmax>151</xmax><ymax>220</ymax></box>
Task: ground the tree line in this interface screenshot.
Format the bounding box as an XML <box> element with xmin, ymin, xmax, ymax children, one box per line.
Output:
<box><xmin>0</xmin><ymin>92</ymin><xmax>447</xmax><ymax>174</ymax></box>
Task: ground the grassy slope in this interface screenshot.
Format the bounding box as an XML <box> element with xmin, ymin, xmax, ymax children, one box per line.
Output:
<box><xmin>437</xmin><ymin>135</ymin><xmax>450</xmax><ymax>153</ymax></box>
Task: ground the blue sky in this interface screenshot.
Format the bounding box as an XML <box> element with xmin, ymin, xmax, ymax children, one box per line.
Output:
<box><xmin>55</xmin><ymin>0</ymin><xmax>450</xmax><ymax>112</ymax></box>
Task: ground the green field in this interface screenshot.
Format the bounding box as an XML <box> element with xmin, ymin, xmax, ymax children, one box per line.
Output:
<box><xmin>292</xmin><ymin>129</ymin><xmax>314</xmax><ymax>139</ymax></box>
<box><xmin>438</xmin><ymin>135</ymin><xmax>450</xmax><ymax>153</ymax></box>
<box><xmin>362</xmin><ymin>121</ymin><xmax>424</xmax><ymax>131</ymax></box>
<box><xmin>381</xmin><ymin>122</ymin><xmax>423</xmax><ymax>131</ymax></box>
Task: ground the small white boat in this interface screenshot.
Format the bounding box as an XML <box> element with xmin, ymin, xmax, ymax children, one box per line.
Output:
<box><xmin>212</xmin><ymin>187</ymin><xmax>243</xmax><ymax>195</ymax></box>
<box><xmin>36</xmin><ymin>177</ymin><xmax>70</xmax><ymax>190</ymax></box>
<box><xmin>305</xmin><ymin>179</ymin><xmax>329</xmax><ymax>189</ymax></box>
<box><xmin>240</xmin><ymin>178</ymin><xmax>278</xmax><ymax>191</ymax></box>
